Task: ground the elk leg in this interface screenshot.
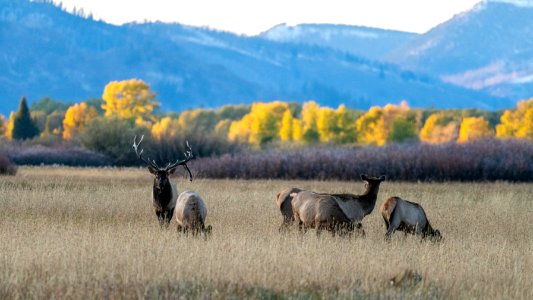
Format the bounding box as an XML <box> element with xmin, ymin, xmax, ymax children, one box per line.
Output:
<box><xmin>279</xmin><ymin>218</ymin><xmax>292</xmax><ymax>233</ymax></box>
<box><xmin>298</xmin><ymin>222</ymin><xmax>309</xmax><ymax>235</ymax></box>
<box><xmin>203</xmin><ymin>225</ymin><xmax>212</xmax><ymax>238</ymax></box>
<box><xmin>156</xmin><ymin>211</ymin><xmax>166</xmax><ymax>228</ymax></box>
<box><xmin>385</xmin><ymin>213</ymin><xmax>402</xmax><ymax>240</ymax></box>
<box><xmin>161</xmin><ymin>211</ymin><xmax>172</xmax><ymax>228</ymax></box>
<box><xmin>166</xmin><ymin>209</ymin><xmax>174</xmax><ymax>224</ymax></box>
<box><xmin>354</xmin><ymin>223</ymin><xmax>365</xmax><ymax>238</ymax></box>
<box><xmin>317</xmin><ymin>221</ymin><xmax>334</xmax><ymax>237</ymax></box>
<box><xmin>415</xmin><ymin>223</ymin><xmax>426</xmax><ymax>240</ymax></box>
<box><xmin>294</xmin><ymin>212</ymin><xmax>306</xmax><ymax>234</ymax></box>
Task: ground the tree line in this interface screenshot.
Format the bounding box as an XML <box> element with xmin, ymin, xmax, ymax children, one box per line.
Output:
<box><xmin>1</xmin><ymin>79</ymin><xmax>532</xmax><ymax>153</ymax></box>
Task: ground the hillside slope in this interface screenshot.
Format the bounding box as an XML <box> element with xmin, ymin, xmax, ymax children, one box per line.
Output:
<box><xmin>387</xmin><ymin>1</ymin><xmax>533</xmax><ymax>99</ymax></box>
<box><xmin>0</xmin><ymin>0</ymin><xmax>508</xmax><ymax>115</ymax></box>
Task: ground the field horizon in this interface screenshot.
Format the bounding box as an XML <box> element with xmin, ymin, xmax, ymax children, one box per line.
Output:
<box><xmin>1</xmin><ymin>167</ymin><xmax>532</xmax><ymax>299</ymax></box>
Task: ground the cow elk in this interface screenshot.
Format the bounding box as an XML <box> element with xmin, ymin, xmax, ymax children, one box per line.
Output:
<box><xmin>380</xmin><ymin>196</ymin><xmax>442</xmax><ymax>241</ymax></box>
<box><xmin>275</xmin><ymin>187</ymin><xmax>302</xmax><ymax>232</ymax></box>
<box><xmin>133</xmin><ymin>135</ymin><xmax>211</xmax><ymax>236</ymax></box>
<box><xmin>175</xmin><ymin>191</ymin><xmax>212</xmax><ymax>236</ymax></box>
<box><xmin>291</xmin><ymin>174</ymin><xmax>386</xmax><ymax>236</ymax></box>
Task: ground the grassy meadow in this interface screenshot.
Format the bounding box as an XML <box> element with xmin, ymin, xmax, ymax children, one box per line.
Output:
<box><xmin>0</xmin><ymin>167</ymin><xmax>532</xmax><ymax>299</ymax></box>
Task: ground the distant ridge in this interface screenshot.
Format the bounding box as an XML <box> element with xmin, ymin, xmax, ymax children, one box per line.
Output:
<box><xmin>260</xmin><ymin>23</ymin><xmax>418</xmax><ymax>60</ymax></box>
<box><xmin>0</xmin><ymin>0</ymin><xmax>512</xmax><ymax>115</ymax></box>
<box><xmin>387</xmin><ymin>0</ymin><xmax>533</xmax><ymax>100</ymax></box>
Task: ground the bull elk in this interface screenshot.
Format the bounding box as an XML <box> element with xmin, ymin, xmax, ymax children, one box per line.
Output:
<box><xmin>380</xmin><ymin>196</ymin><xmax>442</xmax><ymax>241</ymax></box>
<box><xmin>132</xmin><ymin>135</ymin><xmax>211</xmax><ymax>235</ymax></box>
<box><xmin>275</xmin><ymin>187</ymin><xmax>302</xmax><ymax>232</ymax></box>
<box><xmin>291</xmin><ymin>174</ymin><xmax>386</xmax><ymax>236</ymax></box>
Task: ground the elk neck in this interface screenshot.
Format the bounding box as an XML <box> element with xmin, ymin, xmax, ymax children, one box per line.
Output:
<box><xmin>153</xmin><ymin>179</ymin><xmax>174</xmax><ymax>209</ymax></box>
<box><xmin>359</xmin><ymin>183</ymin><xmax>381</xmax><ymax>214</ymax></box>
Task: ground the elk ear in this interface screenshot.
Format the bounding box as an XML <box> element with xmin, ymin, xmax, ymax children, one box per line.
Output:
<box><xmin>148</xmin><ymin>166</ymin><xmax>158</xmax><ymax>174</ymax></box>
<box><xmin>379</xmin><ymin>175</ymin><xmax>386</xmax><ymax>181</ymax></box>
<box><xmin>167</xmin><ymin>167</ymin><xmax>178</xmax><ymax>175</ymax></box>
<box><xmin>360</xmin><ymin>174</ymin><xmax>368</xmax><ymax>181</ymax></box>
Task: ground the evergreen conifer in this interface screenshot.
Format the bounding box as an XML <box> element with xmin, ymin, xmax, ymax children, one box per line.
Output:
<box><xmin>12</xmin><ymin>97</ymin><xmax>39</xmax><ymax>140</ymax></box>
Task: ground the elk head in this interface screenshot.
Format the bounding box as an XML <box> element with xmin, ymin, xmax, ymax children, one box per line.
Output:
<box><xmin>132</xmin><ymin>135</ymin><xmax>194</xmax><ymax>226</ymax></box>
<box><xmin>361</xmin><ymin>174</ymin><xmax>386</xmax><ymax>188</ymax></box>
<box><xmin>132</xmin><ymin>135</ymin><xmax>193</xmax><ymax>184</ymax></box>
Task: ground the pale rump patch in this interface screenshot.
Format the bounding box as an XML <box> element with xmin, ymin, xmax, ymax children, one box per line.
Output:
<box><xmin>276</xmin><ymin>187</ymin><xmax>301</xmax><ymax>209</ymax></box>
<box><xmin>175</xmin><ymin>191</ymin><xmax>208</xmax><ymax>228</ymax></box>
<box><xmin>380</xmin><ymin>197</ymin><xmax>398</xmax><ymax>222</ymax></box>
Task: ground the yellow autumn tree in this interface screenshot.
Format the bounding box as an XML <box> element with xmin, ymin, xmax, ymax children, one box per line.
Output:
<box><xmin>496</xmin><ymin>98</ymin><xmax>533</xmax><ymax>139</ymax></box>
<box><xmin>151</xmin><ymin>117</ymin><xmax>181</xmax><ymax>140</ymax></box>
<box><xmin>4</xmin><ymin>112</ymin><xmax>15</xmax><ymax>140</ymax></box>
<box><xmin>316</xmin><ymin>107</ymin><xmax>338</xmax><ymax>142</ymax></box>
<box><xmin>457</xmin><ymin>116</ymin><xmax>493</xmax><ymax>143</ymax></box>
<box><xmin>292</xmin><ymin>118</ymin><xmax>303</xmax><ymax>141</ymax></box>
<box><xmin>355</xmin><ymin>106</ymin><xmax>383</xmax><ymax>146</ymax></box>
<box><xmin>62</xmin><ymin>102</ymin><xmax>98</xmax><ymax>140</ymax></box>
<box><xmin>419</xmin><ymin>113</ymin><xmax>459</xmax><ymax>144</ymax></box>
<box><xmin>355</xmin><ymin>101</ymin><xmax>413</xmax><ymax>146</ymax></box>
<box><xmin>228</xmin><ymin>113</ymin><xmax>253</xmax><ymax>144</ymax></box>
<box><xmin>228</xmin><ymin>101</ymin><xmax>289</xmax><ymax>146</ymax></box>
<box><xmin>300</xmin><ymin>101</ymin><xmax>320</xmax><ymax>142</ymax></box>
<box><xmin>279</xmin><ymin>110</ymin><xmax>294</xmax><ymax>142</ymax></box>
<box><xmin>102</xmin><ymin>79</ymin><xmax>159</xmax><ymax>125</ymax></box>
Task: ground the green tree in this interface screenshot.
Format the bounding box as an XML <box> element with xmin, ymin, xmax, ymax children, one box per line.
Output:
<box><xmin>43</xmin><ymin>111</ymin><xmax>65</xmax><ymax>136</ymax></box>
<box><xmin>301</xmin><ymin>101</ymin><xmax>320</xmax><ymax>143</ymax></box>
<box><xmin>11</xmin><ymin>97</ymin><xmax>39</xmax><ymax>140</ymax></box>
<box><xmin>0</xmin><ymin>114</ymin><xmax>5</xmax><ymax>136</ymax></box>
<box><xmin>334</xmin><ymin>105</ymin><xmax>358</xmax><ymax>143</ymax></box>
<box><xmin>388</xmin><ymin>117</ymin><xmax>418</xmax><ymax>143</ymax></box>
<box><xmin>217</xmin><ymin>105</ymin><xmax>250</xmax><ymax>120</ymax></box>
<box><xmin>84</xmin><ymin>98</ymin><xmax>105</xmax><ymax>115</ymax></box>
<box><xmin>177</xmin><ymin>109</ymin><xmax>219</xmax><ymax>134</ymax></box>
<box><xmin>80</xmin><ymin>117</ymin><xmax>150</xmax><ymax>165</ymax></box>
<box><xmin>30</xmin><ymin>97</ymin><xmax>71</xmax><ymax>114</ymax></box>
<box><xmin>31</xmin><ymin>111</ymin><xmax>47</xmax><ymax>132</ymax></box>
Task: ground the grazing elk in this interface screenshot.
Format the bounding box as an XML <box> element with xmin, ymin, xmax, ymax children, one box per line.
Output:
<box><xmin>291</xmin><ymin>174</ymin><xmax>386</xmax><ymax>236</ymax></box>
<box><xmin>275</xmin><ymin>187</ymin><xmax>302</xmax><ymax>232</ymax></box>
<box><xmin>133</xmin><ymin>135</ymin><xmax>196</xmax><ymax>227</ymax></box>
<box><xmin>380</xmin><ymin>196</ymin><xmax>442</xmax><ymax>241</ymax></box>
<box><xmin>175</xmin><ymin>191</ymin><xmax>212</xmax><ymax>236</ymax></box>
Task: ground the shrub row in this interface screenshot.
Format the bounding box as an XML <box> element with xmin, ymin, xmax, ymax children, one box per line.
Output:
<box><xmin>9</xmin><ymin>145</ymin><xmax>112</xmax><ymax>167</ymax></box>
<box><xmin>190</xmin><ymin>139</ymin><xmax>533</xmax><ymax>181</ymax></box>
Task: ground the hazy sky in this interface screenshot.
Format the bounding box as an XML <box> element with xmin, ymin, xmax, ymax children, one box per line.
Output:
<box><xmin>57</xmin><ymin>0</ymin><xmax>483</xmax><ymax>35</ymax></box>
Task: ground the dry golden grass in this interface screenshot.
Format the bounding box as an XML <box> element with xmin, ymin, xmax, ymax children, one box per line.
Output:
<box><xmin>1</xmin><ymin>166</ymin><xmax>532</xmax><ymax>299</ymax></box>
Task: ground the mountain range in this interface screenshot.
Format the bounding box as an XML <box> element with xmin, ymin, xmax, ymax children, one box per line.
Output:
<box><xmin>1</xmin><ymin>0</ymin><xmax>530</xmax><ymax>115</ymax></box>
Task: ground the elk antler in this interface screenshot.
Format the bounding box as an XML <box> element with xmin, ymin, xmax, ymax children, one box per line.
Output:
<box><xmin>166</xmin><ymin>140</ymin><xmax>194</xmax><ymax>181</ymax></box>
<box><xmin>132</xmin><ymin>135</ymin><xmax>159</xmax><ymax>169</ymax></box>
